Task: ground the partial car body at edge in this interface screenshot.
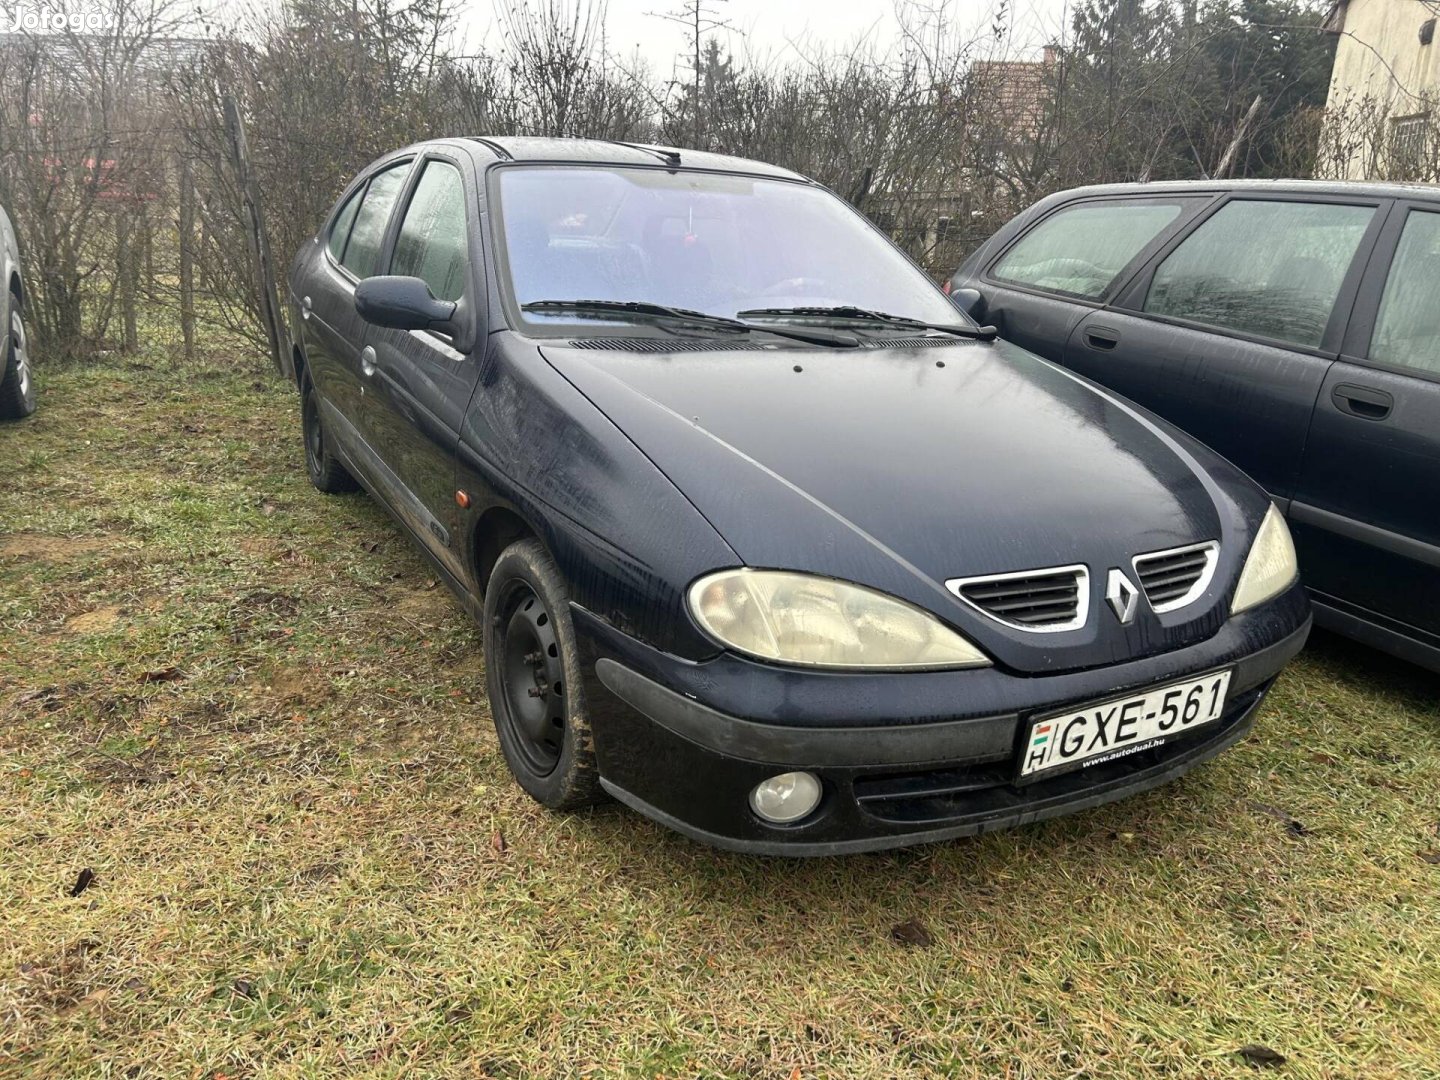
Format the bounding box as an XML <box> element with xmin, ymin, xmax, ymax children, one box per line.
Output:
<box><xmin>286</xmin><ymin>138</ymin><xmax>1310</xmax><ymax>854</ymax></box>
<box><xmin>0</xmin><ymin>203</ymin><xmax>35</xmax><ymax>420</ymax></box>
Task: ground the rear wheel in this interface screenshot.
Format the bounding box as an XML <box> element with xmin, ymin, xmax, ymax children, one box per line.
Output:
<box><xmin>300</xmin><ymin>374</ymin><xmax>358</xmax><ymax>493</ymax></box>
<box><xmin>483</xmin><ymin>538</ymin><xmax>604</xmax><ymax>810</ymax></box>
<box><xmin>0</xmin><ymin>302</ymin><xmax>36</xmax><ymax>420</ymax></box>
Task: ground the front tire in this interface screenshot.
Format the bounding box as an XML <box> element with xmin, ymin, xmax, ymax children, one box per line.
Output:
<box><xmin>300</xmin><ymin>374</ymin><xmax>358</xmax><ymax>493</ymax></box>
<box><xmin>483</xmin><ymin>538</ymin><xmax>604</xmax><ymax>810</ymax></box>
<box><xmin>0</xmin><ymin>303</ymin><xmax>36</xmax><ymax>420</ymax></box>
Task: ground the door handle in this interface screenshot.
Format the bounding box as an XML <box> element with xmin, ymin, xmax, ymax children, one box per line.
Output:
<box><xmin>359</xmin><ymin>346</ymin><xmax>377</xmax><ymax>378</ymax></box>
<box><xmin>1084</xmin><ymin>326</ymin><xmax>1120</xmax><ymax>350</ymax></box>
<box><xmin>1332</xmin><ymin>383</ymin><xmax>1392</xmax><ymax>421</ymax></box>
<box><xmin>301</xmin><ymin>296</ymin><xmax>312</xmax><ymax>321</ymax></box>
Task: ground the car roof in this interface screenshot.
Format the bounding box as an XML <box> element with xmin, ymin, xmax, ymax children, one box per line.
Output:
<box><xmin>460</xmin><ymin>136</ymin><xmax>808</xmax><ymax>181</ymax></box>
<box><xmin>1049</xmin><ymin>178</ymin><xmax>1440</xmax><ymax>202</ymax></box>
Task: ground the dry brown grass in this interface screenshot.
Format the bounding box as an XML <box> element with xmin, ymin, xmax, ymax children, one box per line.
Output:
<box><xmin>1</xmin><ymin>361</ymin><xmax>1438</xmax><ymax>1078</ymax></box>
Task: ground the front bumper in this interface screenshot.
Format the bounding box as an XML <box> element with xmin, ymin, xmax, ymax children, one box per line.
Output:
<box><xmin>575</xmin><ymin>587</ymin><xmax>1311</xmax><ymax>855</ymax></box>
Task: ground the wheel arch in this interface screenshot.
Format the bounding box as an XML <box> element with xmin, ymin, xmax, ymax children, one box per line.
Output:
<box><xmin>472</xmin><ymin>505</ymin><xmax>540</xmax><ymax>597</ymax></box>
<box><xmin>292</xmin><ymin>343</ymin><xmax>308</xmax><ymax>390</ymax></box>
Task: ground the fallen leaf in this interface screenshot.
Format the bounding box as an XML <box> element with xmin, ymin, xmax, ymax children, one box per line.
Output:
<box><xmin>1247</xmin><ymin>800</ymin><xmax>1308</xmax><ymax>837</ymax></box>
<box><xmin>232</xmin><ymin>978</ymin><xmax>256</xmax><ymax>999</ymax></box>
<box><xmin>361</xmin><ymin>541</ymin><xmax>381</xmax><ymax>554</ymax></box>
<box><xmin>890</xmin><ymin>919</ymin><xmax>933</xmax><ymax>947</ymax></box>
<box><xmin>1237</xmin><ymin>1044</ymin><xmax>1286</xmax><ymax>1068</ymax></box>
<box><xmin>1420</xmin><ymin>851</ymin><xmax>1440</xmax><ymax>865</ymax></box>
<box><xmin>788</xmin><ymin>1068</ymin><xmax>802</xmax><ymax>1080</ymax></box>
<box><xmin>137</xmin><ymin>667</ymin><xmax>185</xmax><ymax>684</ymax></box>
<box><xmin>69</xmin><ymin>868</ymin><xmax>96</xmax><ymax>897</ymax></box>
<box><xmin>491</xmin><ymin>830</ymin><xmax>507</xmax><ymax>854</ymax></box>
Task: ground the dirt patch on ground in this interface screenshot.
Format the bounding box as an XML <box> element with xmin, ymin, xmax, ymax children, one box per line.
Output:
<box><xmin>0</xmin><ymin>533</ymin><xmax>109</xmax><ymax>562</ymax></box>
<box><xmin>63</xmin><ymin>606</ymin><xmax>122</xmax><ymax>634</ymax></box>
<box><xmin>385</xmin><ymin>584</ymin><xmax>450</xmax><ymax>623</ymax></box>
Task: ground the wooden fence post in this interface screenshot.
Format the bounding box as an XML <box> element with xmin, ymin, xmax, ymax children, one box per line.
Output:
<box><xmin>222</xmin><ymin>93</ymin><xmax>290</xmax><ymax>378</ymax></box>
<box><xmin>179</xmin><ymin>151</ymin><xmax>196</xmax><ymax>365</ymax></box>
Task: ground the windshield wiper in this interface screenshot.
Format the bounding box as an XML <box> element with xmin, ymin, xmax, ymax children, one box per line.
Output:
<box><xmin>522</xmin><ymin>299</ymin><xmax>858</xmax><ymax>347</ymax></box>
<box><xmin>736</xmin><ymin>305</ymin><xmax>998</xmax><ymax>341</ymax></box>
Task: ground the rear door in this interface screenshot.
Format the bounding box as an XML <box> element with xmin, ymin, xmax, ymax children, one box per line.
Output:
<box><xmin>357</xmin><ymin>152</ymin><xmax>484</xmax><ymax>580</ymax></box>
<box><xmin>974</xmin><ymin>195</ymin><xmax>1206</xmax><ymax>361</ymax></box>
<box><xmin>1288</xmin><ymin>201</ymin><xmax>1440</xmax><ymax>645</ymax></box>
<box><xmin>301</xmin><ymin>159</ymin><xmax>413</xmax><ymax>446</ymax></box>
<box><xmin>1063</xmin><ymin>194</ymin><xmax>1388</xmax><ymax>502</ymax></box>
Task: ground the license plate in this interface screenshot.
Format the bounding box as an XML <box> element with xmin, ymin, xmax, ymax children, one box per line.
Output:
<box><xmin>1017</xmin><ymin>668</ymin><xmax>1233</xmax><ymax>783</ymax></box>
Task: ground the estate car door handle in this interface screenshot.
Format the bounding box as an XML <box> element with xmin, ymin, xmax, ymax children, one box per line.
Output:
<box><xmin>1084</xmin><ymin>326</ymin><xmax>1120</xmax><ymax>351</ymax></box>
<box><xmin>359</xmin><ymin>346</ymin><xmax>377</xmax><ymax>378</ymax></box>
<box><xmin>301</xmin><ymin>295</ymin><xmax>312</xmax><ymax>320</ymax></box>
<box><xmin>1332</xmin><ymin>383</ymin><xmax>1392</xmax><ymax>421</ymax></box>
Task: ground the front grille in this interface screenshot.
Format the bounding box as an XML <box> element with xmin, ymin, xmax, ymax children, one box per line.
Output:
<box><xmin>1133</xmin><ymin>541</ymin><xmax>1218</xmax><ymax>613</ymax></box>
<box><xmin>945</xmin><ymin>565</ymin><xmax>1089</xmax><ymax>632</ymax></box>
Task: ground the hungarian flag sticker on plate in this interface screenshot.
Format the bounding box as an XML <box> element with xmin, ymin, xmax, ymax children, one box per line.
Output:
<box><xmin>1018</xmin><ymin>669</ymin><xmax>1233</xmax><ymax>783</ymax></box>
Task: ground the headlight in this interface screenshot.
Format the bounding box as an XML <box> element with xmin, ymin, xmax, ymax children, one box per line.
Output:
<box><xmin>1230</xmin><ymin>505</ymin><xmax>1299</xmax><ymax>614</ymax></box>
<box><xmin>688</xmin><ymin>569</ymin><xmax>990</xmax><ymax>670</ymax></box>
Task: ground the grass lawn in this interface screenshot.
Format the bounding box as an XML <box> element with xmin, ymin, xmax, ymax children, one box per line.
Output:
<box><xmin>1</xmin><ymin>358</ymin><xmax>1438</xmax><ymax>1079</ymax></box>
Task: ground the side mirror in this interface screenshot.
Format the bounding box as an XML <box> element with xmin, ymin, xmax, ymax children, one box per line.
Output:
<box><xmin>949</xmin><ymin>286</ymin><xmax>985</xmax><ymax>321</ymax></box>
<box><xmin>355</xmin><ymin>276</ymin><xmax>458</xmax><ymax>333</ymax></box>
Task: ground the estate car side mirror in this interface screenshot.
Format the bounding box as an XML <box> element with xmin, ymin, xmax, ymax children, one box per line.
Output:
<box><xmin>355</xmin><ymin>276</ymin><xmax>459</xmax><ymax>335</ymax></box>
<box><xmin>948</xmin><ymin>286</ymin><xmax>985</xmax><ymax>321</ymax></box>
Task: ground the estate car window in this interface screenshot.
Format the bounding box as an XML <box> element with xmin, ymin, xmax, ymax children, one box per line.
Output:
<box><xmin>327</xmin><ymin>189</ymin><xmax>362</xmax><ymax>263</ymax></box>
<box><xmin>1146</xmin><ymin>200</ymin><xmax>1374</xmax><ymax>348</ymax></box>
<box><xmin>1370</xmin><ymin>209</ymin><xmax>1440</xmax><ymax>376</ymax></box>
<box><xmin>991</xmin><ymin>200</ymin><xmax>1188</xmax><ymax>299</ymax></box>
<box><xmin>390</xmin><ymin>160</ymin><xmax>469</xmax><ymax>303</ymax></box>
<box><xmin>495</xmin><ymin>165</ymin><xmax>961</xmax><ymax>325</ymax></box>
<box><xmin>341</xmin><ymin>162</ymin><xmax>411</xmax><ymax>279</ymax></box>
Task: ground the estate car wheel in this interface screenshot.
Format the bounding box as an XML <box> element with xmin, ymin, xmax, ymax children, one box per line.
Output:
<box><xmin>300</xmin><ymin>375</ymin><xmax>358</xmax><ymax>493</ymax></box>
<box><xmin>483</xmin><ymin>538</ymin><xmax>605</xmax><ymax>811</ymax></box>
<box><xmin>0</xmin><ymin>304</ymin><xmax>36</xmax><ymax>420</ymax></box>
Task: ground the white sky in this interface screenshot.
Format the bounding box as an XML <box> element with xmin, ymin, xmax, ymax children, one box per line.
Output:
<box><xmin>451</xmin><ymin>0</ymin><xmax>1074</xmax><ymax>74</ymax></box>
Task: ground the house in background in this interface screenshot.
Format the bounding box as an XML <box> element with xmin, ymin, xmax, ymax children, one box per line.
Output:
<box><xmin>1322</xmin><ymin>0</ymin><xmax>1440</xmax><ymax>179</ymax></box>
<box><xmin>868</xmin><ymin>47</ymin><xmax>1060</xmax><ymax>276</ymax></box>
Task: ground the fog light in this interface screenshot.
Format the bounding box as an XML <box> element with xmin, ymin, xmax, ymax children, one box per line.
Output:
<box><xmin>749</xmin><ymin>771</ymin><xmax>822</xmax><ymax>824</ymax></box>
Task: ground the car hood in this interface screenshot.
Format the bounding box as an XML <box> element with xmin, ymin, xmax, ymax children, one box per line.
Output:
<box><xmin>540</xmin><ymin>336</ymin><xmax>1265</xmax><ymax>674</ymax></box>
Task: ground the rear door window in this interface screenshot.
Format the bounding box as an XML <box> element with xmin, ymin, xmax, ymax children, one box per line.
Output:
<box><xmin>327</xmin><ymin>188</ymin><xmax>362</xmax><ymax>263</ymax></box>
<box><xmin>390</xmin><ymin>160</ymin><xmax>469</xmax><ymax>303</ymax></box>
<box><xmin>991</xmin><ymin>200</ymin><xmax>1190</xmax><ymax>299</ymax></box>
<box><xmin>1145</xmin><ymin>200</ymin><xmax>1375</xmax><ymax>348</ymax></box>
<box><xmin>1369</xmin><ymin>209</ymin><xmax>1440</xmax><ymax>376</ymax></box>
<box><xmin>341</xmin><ymin>162</ymin><xmax>411</xmax><ymax>279</ymax></box>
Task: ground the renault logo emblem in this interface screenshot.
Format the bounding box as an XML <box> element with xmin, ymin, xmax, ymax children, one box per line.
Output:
<box><xmin>1106</xmin><ymin>568</ymin><xmax>1140</xmax><ymax>624</ymax></box>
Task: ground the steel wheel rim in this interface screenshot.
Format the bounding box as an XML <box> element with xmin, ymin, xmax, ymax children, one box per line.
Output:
<box><xmin>497</xmin><ymin>580</ymin><xmax>566</xmax><ymax>775</ymax></box>
<box><xmin>302</xmin><ymin>391</ymin><xmax>324</xmax><ymax>477</ymax></box>
<box><xmin>10</xmin><ymin>311</ymin><xmax>28</xmax><ymax>400</ymax></box>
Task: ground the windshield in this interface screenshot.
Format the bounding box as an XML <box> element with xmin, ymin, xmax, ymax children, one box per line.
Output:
<box><xmin>494</xmin><ymin>165</ymin><xmax>962</xmax><ymax>326</ymax></box>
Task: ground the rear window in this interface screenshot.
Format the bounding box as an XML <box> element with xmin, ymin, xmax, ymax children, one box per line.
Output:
<box><xmin>1145</xmin><ymin>200</ymin><xmax>1375</xmax><ymax>348</ymax></box>
<box><xmin>991</xmin><ymin>200</ymin><xmax>1188</xmax><ymax>299</ymax></box>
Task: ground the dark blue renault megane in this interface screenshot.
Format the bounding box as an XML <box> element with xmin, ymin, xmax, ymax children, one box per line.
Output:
<box><xmin>287</xmin><ymin>138</ymin><xmax>1311</xmax><ymax>854</ymax></box>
